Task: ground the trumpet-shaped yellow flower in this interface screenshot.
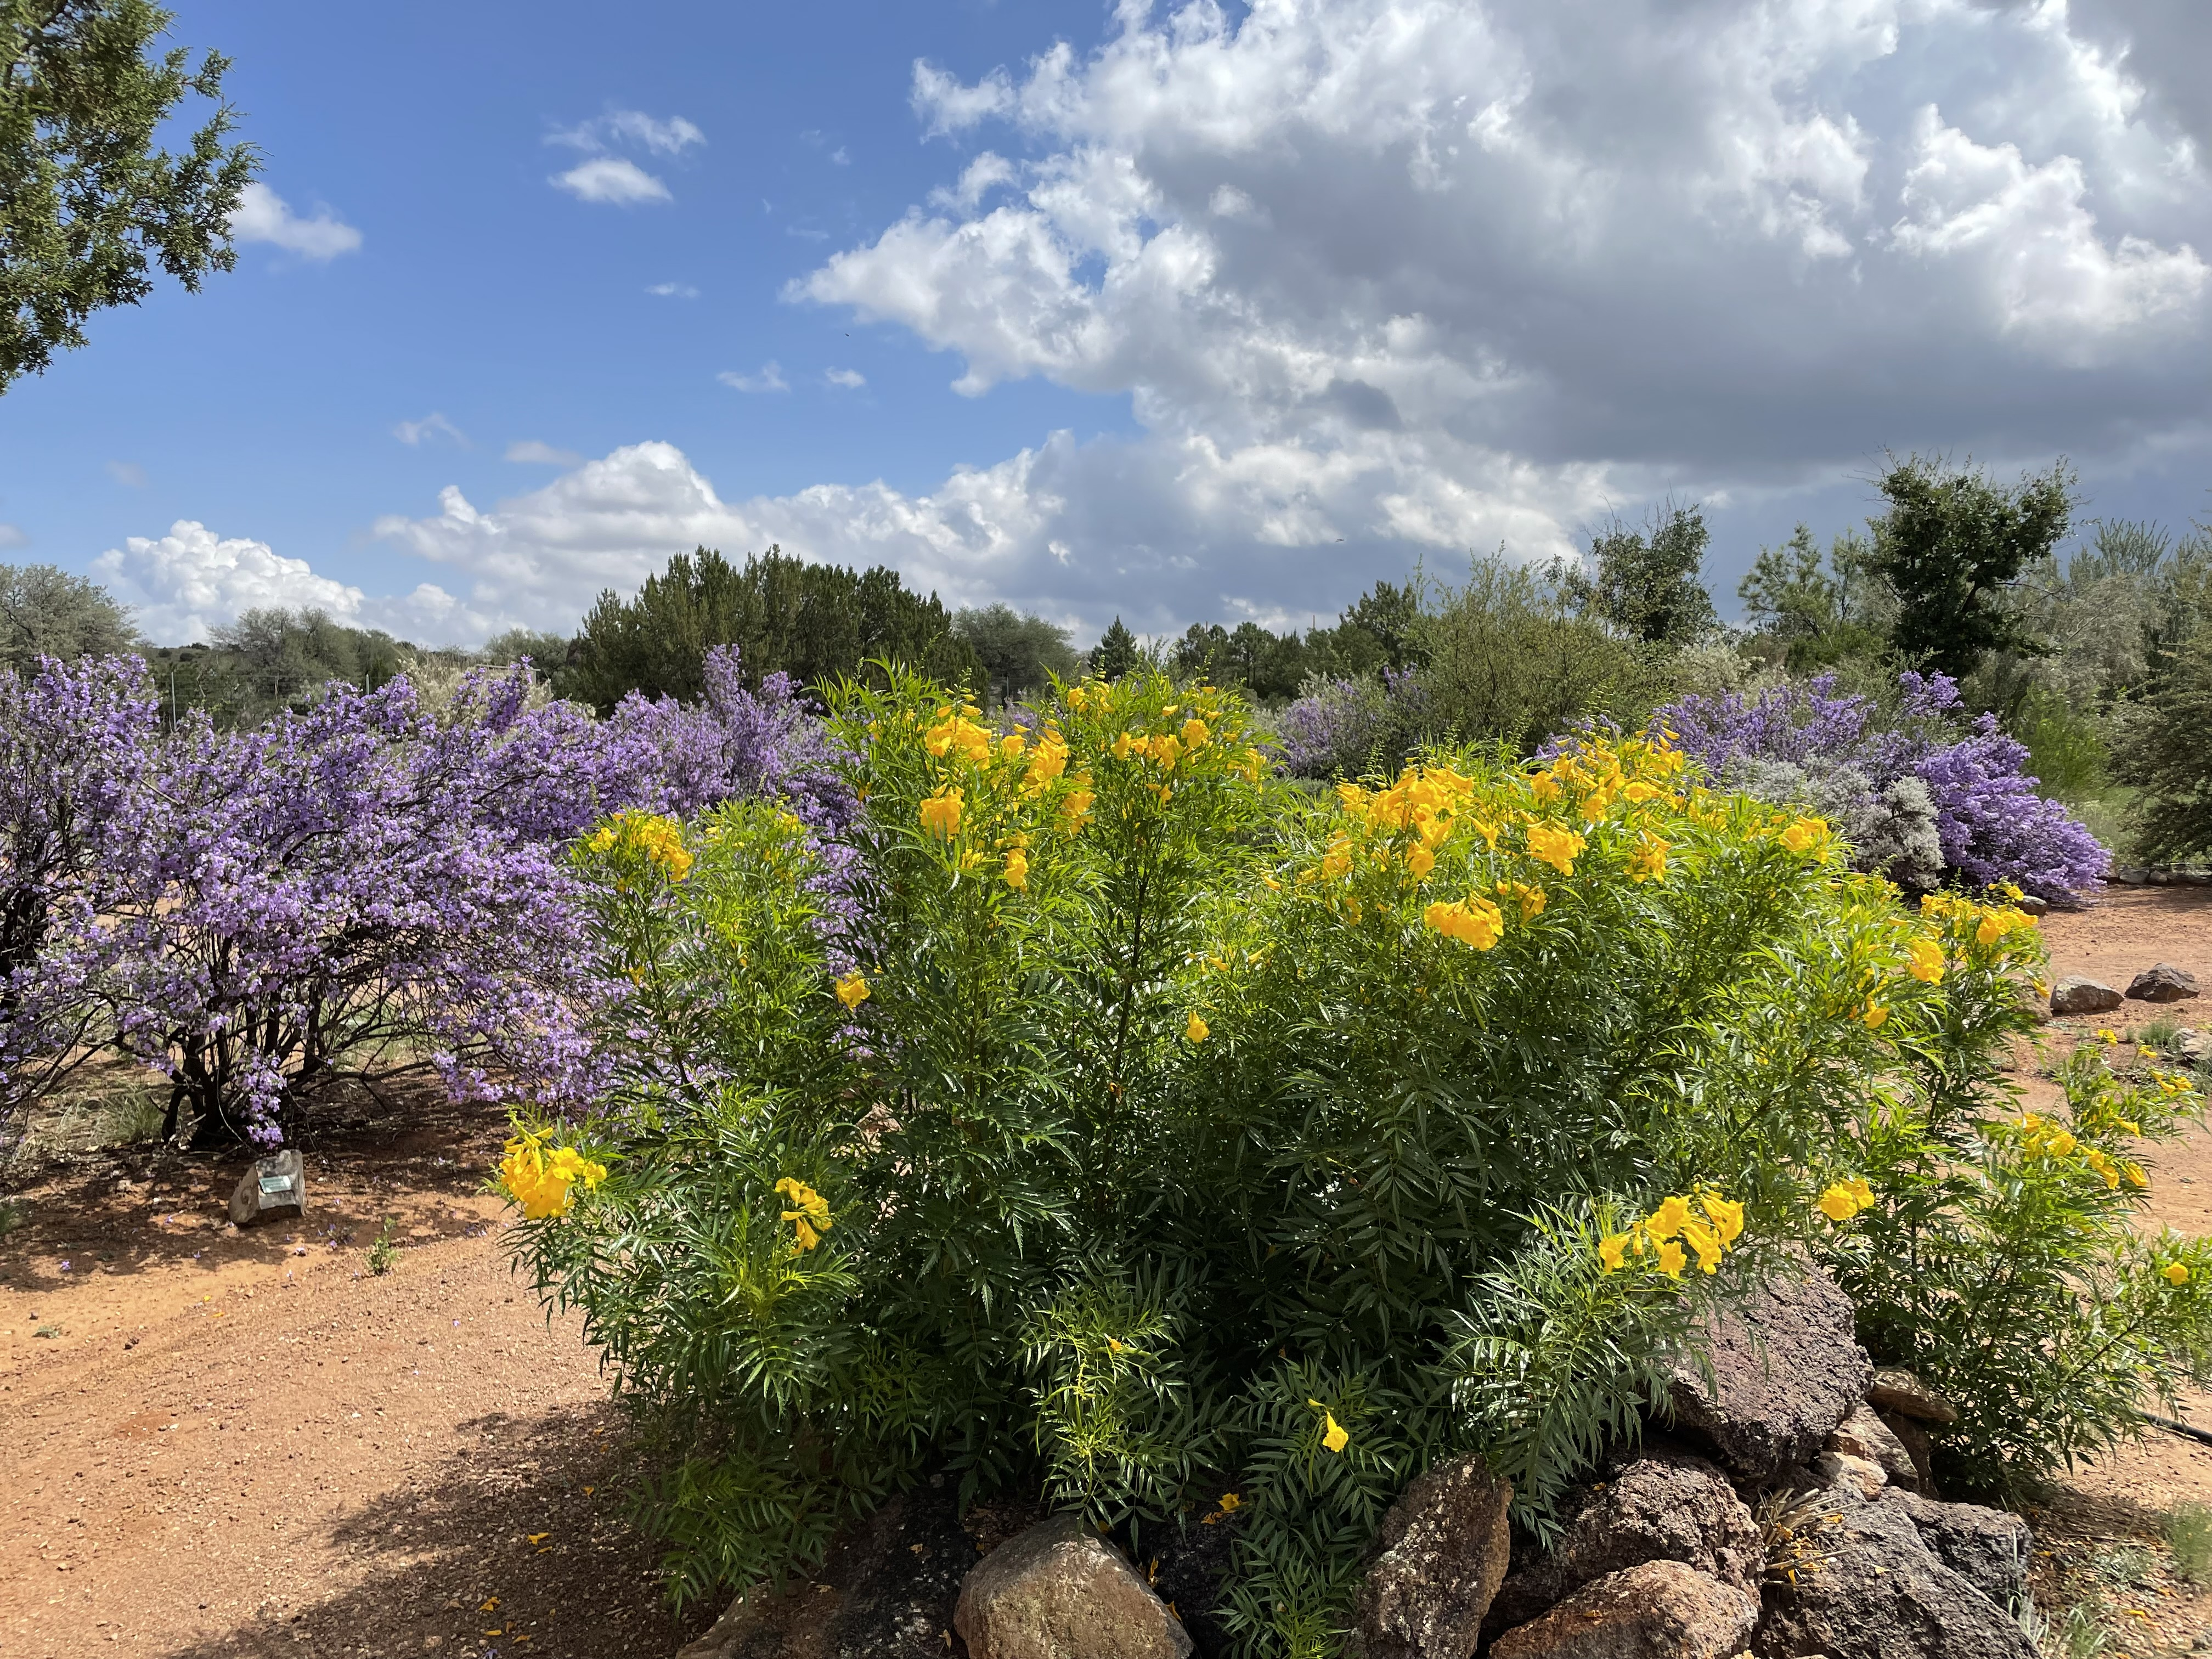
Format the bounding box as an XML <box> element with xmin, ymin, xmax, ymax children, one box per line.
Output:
<box><xmin>1526</xmin><ymin>821</ymin><xmax>1585</xmax><ymax>876</ymax></box>
<box><xmin>1024</xmin><ymin>734</ymin><xmax>1069</xmax><ymax>793</ymax></box>
<box><xmin>1780</xmin><ymin>816</ymin><xmax>1831</xmax><ymax>855</ymax></box>
<box><xmin>1646</xmin><ymin>1194</ymin><xmax>1691</xmax><ymax>1241</ymax></box>
<box><xmin>1863</xmin><ymin>1000</ymin><xmax>1888</xmax><ymax>1029</ymax></box>
<box><xmin>1700</xmin><ymin>1192</ymin><xmax>1745</xmax><ymax>1248</ymax></box>
<box><xmin>2167</xmin><ymin>1262</ymin><xmax>2192</xmax><ymax>1286</ymax></box>
<box><xmin>1905</xmin><ymin>938</ymin><xmax>1944</xmax><ymax>984</ymax></box>
<box><xmin>1599</xmin><ymin>1233</ymin><xmax>1630</xmax><ymax>1272</ymax></box>
<box><xmin>1496</xmin><ymin>881</ymin><xmax>1546</xmax><ymax>921</ymax></box>
<box><xmin>1407</xmin><ymin>844</ymin><xmax>1436</xmax><ymax>881</ymax></box>
<box><xmin>499</xmin><ymin>1131</ymin><xmax>608</xmax><ymax>1220</ymax></box>
<box><xmin>835</xmin><ymin>972</ymin><xmax>870</xmax><ymax>1011</ymax></box>
<box><xmin>1306</xmin><ymin>1400</ymin><xmax>1351</xmax><ymax>1453</ymax></box>
<box><xmin>1816</xmin><ymin>1177</ymin><xmax>1876</xmax><ymax>1223</ymax></box>
<box><xmin>1628</xmin><ymin>835</ymin><xmax>1669</xmax><ymax>883</ymax></box>
<box><xmin>775</xmin><ymin>1176</ymin><xmax>832</xmax><ymax>1254</ymax></box>
<box><xmin>1680</xmin><ymin>1217</ymin><xmax>1724</xmax><ymax>1274</ymax></box>
<box><xmin>1186</xmin><ymin>1013</ymin><xmax>1210</xmax><ymax>1043</ymax></box>
<box><xmin>1181</xmin><ymin>717</ymin><xmax>1210</xmax><ymax>749</ymax></box>
<box><xmin>919</xmin><ymin>787</ymin><xmax>964</xmax><ymax>840</ymax></box>
<box><xmin>1423</xmin><ymin>896</ymin><xmax>1505</xmax><ymax>950</ymax></box>
<box><xmin>1655</xmin><ymin>1240</ymin><xmax>1687</xmax><ymax>1278</ymax></box>
<box><xmin>1003</xmin><ymin>847</ymin><xmax>1030</xmax><ymax>890</ymax></box>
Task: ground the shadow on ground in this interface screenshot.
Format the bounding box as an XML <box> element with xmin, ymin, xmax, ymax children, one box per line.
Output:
<box><xmin>151</xmin><ymin>1401</ymin><xmax>716</xmax><ymax>1659</ymax></box>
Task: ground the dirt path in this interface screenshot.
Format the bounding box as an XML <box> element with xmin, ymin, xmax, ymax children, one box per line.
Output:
<box><xmin>1</xmin><ymin>888</ymin><xmax>2207</xmax><ymax>1659</ymax></box>
<box><xmin>0</xmin><ymin>1094</ymin><xmax>712</xmax><ymax>1659</ymax></box>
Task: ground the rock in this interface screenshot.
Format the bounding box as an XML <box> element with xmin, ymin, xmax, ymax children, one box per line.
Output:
<box><xmin>1346</xmin><ymin>1454</ymin><xmax>1511</xmax><ymax>1659</ymax></box>
<box><xmin>1830</xmin><ymin>1405</ymin><xmax>1921</xmax><ymax>1491</ymax></box>
<box><xmin>1482</xmin><ymin>1444</ymin><xmax>1760</xmax><ymax>1639</ymax></box>
<box><xmin>1489</xmin><ymin>1560</ymin><xmax>1757</xmax><ymax>1659</ymax></box>
<box><xmin>1884</xmin><ymin>1491</ymin><xmax>2033</xmax><ymax>1611</ymax></box>
<box><xmin>228</xmin><ymin>1149</ymin><xmax>305</xmax><ymax>1227</ymax></box>
<box><xmin>2049</xmin><ymin>975</ymin><xmax>2124</xmax><ymax>1016</ymax></box>
<box><xmin>1815</xmin><ymin>1450</ymin><xmax>1889</xmax><ymax>1500</ymax></box>
<box><xmin>954</xmin><ymin>1511</ymin><xmax>1192</xmax><ymax>1659</ymax></box>
<box><xmin>2012</xmin><ymin>895</ymin><xmax>2050</xmax><ymax>917</ymax></box>
<box><xmin>1878</xmin><ymin>1410</ymin><xmax>1936</xmax><ymax>1493</ymax></box>
<box><xmin>677</xmin><ymin>1489</ymin><xmax>975</xmax><ymax>1659</ymax></box>
<box><xmin>2176</xmin><ymin>1029</ymin><xmax>2207</xmax><ymax>1063</ymax></box>
<box><xmin>1865</xmin><ymin>1368</ymin><xmax>1959</xmax><ymax>1427</ymax></box>
<box><xmin>2127</xmin><ymin>963</ymin><xmax>2202</xmax><ymax>1003</ymax></box>
<box><xmin>1754</xmin><ymin>1489</ymin><xmax>2035</xmax><ymax>1658</ymax></box>
<box><xmin>1666</xmin><ymin>1250</ymin><xmax>1872</xmax><ymax>1483</ymax></box>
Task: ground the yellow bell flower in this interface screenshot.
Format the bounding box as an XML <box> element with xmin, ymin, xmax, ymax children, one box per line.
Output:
<box><xmin>1186</xmin><ymin>1013</ymin><xmax>1210</xmax><ymax>1043</ymax></box>
<box><xmin>2167</xmin><ymin>1262</ymin><xmax>2191</xmax><ymax>1286</ymax></box>
<box><xmin>835</xmin><ymin>972</ymin><xmax>870</xmax><ymax>1010</ymax></box>
<box><xmin>1905</xmin><ymin>938</ymin><xmax>1944</xmax><ymax>984</ymax></box>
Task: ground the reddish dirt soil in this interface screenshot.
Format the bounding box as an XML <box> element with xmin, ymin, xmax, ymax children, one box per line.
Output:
<box><xmin>1</xmin><ymin>885</ymin><xmax>2207</xmax><ymax>1659</ymax></box>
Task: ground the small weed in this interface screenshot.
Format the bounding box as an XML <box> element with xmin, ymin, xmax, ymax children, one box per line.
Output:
<box><xmin>33</xmin><ymin>1323</ymin><xmax>61</xmax><ymax>1339</ymax></box>
<box><xmin>366</xmin><ymin>1217</ymin><xmax>399</xmax><ymax>1277</ymax></box>
<box><xmin>2165</xmin><ymin>1502</ymin><xmax>2212</xmax><ymax>1585</ymax></box>
<box><xmin>2084</xmin><ymin>1543</ymin><xmax>2152</xmax><ymax>1588</ymax></box>
<box><xmin>2046</xmin><ymin>1601</ymin><xmax>2112</xmax><ymax>1658</ymax></box>
<box><xmin>2140</xmin><ymin>1015</ymin><xmax>2182</xmax><ymax>1052</ymax></box>
<box><xmin>0</xmin><ymin>1197</ymin><xmax>24</xmax><ymax>1239</ymax></box>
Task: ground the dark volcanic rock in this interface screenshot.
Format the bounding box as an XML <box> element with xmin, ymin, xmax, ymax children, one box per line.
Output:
<box><xmin>1491</xmin><ymin>1560</ymin><xmax>1757</xmax><ymax>1659</ymax></box>
<box><xmin>2050</xmin><ymin>975</ymin><xmax>2123</xmax><ymax>1015</ymax></box>
<box><xmin>1482</xmin><ymin>1443</ymin><xmax>1759</xmax><ymax>1639</ymax></box>
<box><xmin>2127</xmin><ymin>962</ymin><xmax>2201</xmax><ymax>1003</ymax></box>
<box><xmin>1884</xmin><ymin>1491</ymin><xmax>2033</xmax><ymax>1611</ymax></box>
<box><xmin>1346</xmin><ymin>1454</ymin><xmax>1512</xmax><ymax>1659</ymax></box>
<box><xmin>1754</xmin><ymin>1488</ymin><xmax>2035</xmax><ymax>1658</ymax></box>
<box><xmin>678</xmin><ymin>1489</ymin><xmax>975</xmax><ymax>1658</ymax></box>
<box><xmin>1666</xmin><ymin>1251</ymin><xmax>1871</xmax><ymax>1482</ymax></box>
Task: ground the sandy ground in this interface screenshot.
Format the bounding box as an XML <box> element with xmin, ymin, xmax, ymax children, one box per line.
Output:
<box><xmin>0</xmin><ymin>886</ymin><xmax>2207</xmax><ymax>1659</ymax></box>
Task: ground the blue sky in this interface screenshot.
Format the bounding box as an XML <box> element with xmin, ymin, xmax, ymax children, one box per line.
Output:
<box><xmin>2</xmin><ymin>0</ymin><xmax>2208</xmax><ymax>646</ymax></box>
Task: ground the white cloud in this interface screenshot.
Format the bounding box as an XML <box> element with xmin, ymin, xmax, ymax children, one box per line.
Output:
<box><xmin>749</xmin><ymin>0</ymin><xmax>2212</xmax><ymax>632</ymax></box>
<box><xmin>94</xmin><ymin>520</ymin><xmax>488</xmax><ymax>646</ymax></box>
<box><xmin>505</xmin><ymin>439</ymin><xmax>584</xmax><ymax>466</ymax></box>
<box><xmin>394</xmin><ymin>412</ymin><xmax>468</xmax><ymax>448</ymax></box>
<box><xmin>550</xmin><ymin>110</ymin><xmax>704</xmax><ymax>156</ymax></box>
<box><xmin>106</xmin><ymin>461</ymin><xmax>146</xmax><ymax>489</ymax></box>
<box><xmin>551</xmin><ymin>158</ymin><xmax>672</xmax><ymax>205</ymax></box>
<box><xmin>718</xmin><ymin>362</ymin><xmax>789</xmax><ymax>393</ymax></box>
<box><xmin>0</xmin><ymin>523</ymin><xmax>26</xmax><ymax>549</ymax></box>
<box><xmin>228</xmin><ymin>182</ymin><xmax>363</xmax><ymax>261</ymax></box>
<box><xmin>825</xmin><ymin>367</ymin><xmax>867</xmax><ymax>389</ymax></box>
<box><xmin>646</xmin><ymin>281</ymin><xmax>699</xmax><ymax>298</ymax></box>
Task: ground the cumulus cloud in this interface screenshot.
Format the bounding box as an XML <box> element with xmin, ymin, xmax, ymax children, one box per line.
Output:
<box><xmin>736</xmin><ymin>0</ymin><xmax>2210</xmax><ymax>631</ymax></box>
<box><xmin>228</xmin><ymin>182</ymin><xmax>364</xmax><ymax>260</ymax></box>
<box><xmin>646</xmin><ymin>281</ymin><xmax>699</xmax><ymax>298</ymax></box>
<box><xmin>92</xmin><ymin>521</ymin><xmax>479</xmax><ymax>645</ymax></box>
<box><xmin>551</xmin><ymin>157</ymin><xmax>672</xmax><ymax>205</ymax></box>
<box><xmin>825</xmin><ymin>367</ymin><xmax>867</xmax><ymax>388</ymax></box>
<box><xmin>719</xmin><ymin>362</ymin><xmax>789</xmax><ymax>393</ymax></box>
<box><xmin>551</xmin><ymin>110</ymin><xmax>704</xmax><ymax>155</ymax></box>
<box><xmin>394</xmin><ymin>412</ymin><xmax>468</xmax><ymax>447</ymax></box>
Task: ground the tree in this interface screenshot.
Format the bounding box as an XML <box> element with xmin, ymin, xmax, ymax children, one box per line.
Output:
<box><xmin>1568</xmin><ymin>504</ymin><xmax>1718</xmax><ymax>645</ymax></box>
<box><xmin>2</xmin><ymin>1</ymin><xmax>256</xmax><ymax>390</ymax></box>
<box><xmin>1091</xmin><ymin>616</ymin><xmax>1139</xmax><ymax>680</ymax></box>
<box><xmin>1737</xmin><ymin>525</ymin><xmax>1891</xmax><ymax>670</ymax></box>
<box><xmin>569</xmin><ymin>546</ymin><xmax>980</xmax><ymax>712</ymax></box>
<box><xmin>951</xmin><ymin>603</ymin><xmax>1079</xmax><ymax>708</ymax></box>
<box><xmin>1868</xmin><ymin>454</ymin><xmax>2077</xmax><ymax>679</ymax></box>
<box><xmin>2112</xmin><ymin>633</ymin><xmax>2212</xmax><ymax>864</ymax></box>
<box><xmin>0</xmin><ymin>561</ymin><xmax>137</xmax><ymax>668</ymax></box>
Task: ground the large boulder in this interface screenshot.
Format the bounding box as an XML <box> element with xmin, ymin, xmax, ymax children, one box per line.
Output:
<box><xmin>676</xmin><ymin>1489</ymin><xmax>973</xmax><ymax>1658</ymax></box>
<box><xmin>2127</xmin><ymin>963</ymin><xmax>2201</xmax><ymax>1003</ymax></box>
<box><xmin>954</xmin><ymin>1511</ymin><xmax>1192</xmax><ymax>1659</ymax></box>
<box><xmin>1489</xmin><ymin>1560</ymin><xmax>1757</xmax><ymax>1659</ymax></box>
<box><xmin>1666</xmin><ymin>1251</ymin><xmax>1871</xmax><ymax>1482</ymax></box>
<box><xmin>1346</xmin><ymin>1454</ymin><xmax>1512</xmax><ymax>1659</ymax></box>
<box><xmin>1482</xmin><ymin>1444</ymin><xmax>1759</xmax><ymax>1638</ymax></box>
<box><xmin>1884</xmin><ymin>1491</ymin><xmax>2033</xmax><ymax>1611</ymax></box>
<box><xmin>2049</xmin><ymin>975</ymin><xmax>2123</xmax><ymax>1016</ymax></box>
<box><xmin>1754</xmin><ymin>1487</ymin><xmax>2035</xmax><ymax>1658</ymax></box>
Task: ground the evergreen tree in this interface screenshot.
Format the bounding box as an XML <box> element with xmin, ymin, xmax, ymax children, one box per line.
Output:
<box><xmin>2</xmin><ymin>1</ymin><xmax>257</xmax><ymax>388</ymax></box>
<box><xmin>1868</xmin><ymin>454</ymin><xmax>2077</xmax><ymax>679</ymax></box>
<box><xmin>1091</xmin><ymin>617</ymin><xmax>1139</xmax><ymax>680</ymax></box>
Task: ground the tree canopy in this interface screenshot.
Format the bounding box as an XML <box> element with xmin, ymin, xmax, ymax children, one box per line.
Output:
<box><xmin>952</xmin><ymin>603</ymin><xmax>1079</xmax><ymax>708</ymax></box>
<box><xmin>568</xmin><ymin>546</ymin><xmax>980</xmax><ymax>713</ymax></box>
<box><xmin>2</xmin><ymin>1</ymin><xmax>256</xmax><ymax>390</ymax></box>
<box><xmin>1567</xmin><ymin>504</ymin><xmax>1719</xmax><ymax>646</ymax></box>
<box><xmin>0</xmin><ymin>559</ymin><xmax>136</xmax><ymax>668</ymax></box>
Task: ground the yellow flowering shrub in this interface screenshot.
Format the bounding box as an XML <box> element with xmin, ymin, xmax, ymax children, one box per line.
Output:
<box><xmin>512</xmin><ymin>676</ymin><xmax>2212</xmax><ymax>1645</ymax></box>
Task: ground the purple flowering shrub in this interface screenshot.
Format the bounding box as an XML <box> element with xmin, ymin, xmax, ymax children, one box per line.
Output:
<box><xmin>0</xmin><ymin>645</ymin><xmax>851</xmax><ymax>1149</ymax></box>
<box><xmin>1655</xmin><ymin>670</ymin><xmax>2109</xmax><ymax>901</ymax></box>
<box><xmin>1276</xmin><ymin>669</ymin><xmax>1424</xmax><ymax>778</ymax></box>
